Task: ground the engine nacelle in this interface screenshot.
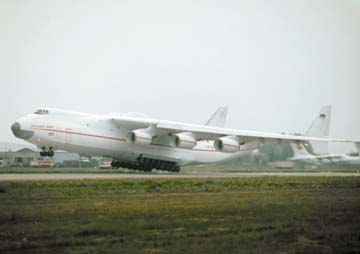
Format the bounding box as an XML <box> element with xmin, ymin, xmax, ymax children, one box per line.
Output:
<box><xmin>214</xmin><ymin>136</ymin><xmax>240</xmax><ymax>153</ymax></box>
<box><xmin>127</xmin><ymin>130</ymin><xmax>152</xmax><ymax>145</ymax></box>
<box><xmin>169</xmin><ymin>133</ymin><xmax>197</xmax><ymax>149</ymax></box>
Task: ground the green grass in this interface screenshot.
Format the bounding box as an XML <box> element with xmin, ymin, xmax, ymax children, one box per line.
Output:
<box><xmin>182</xmin><ymin>165</ymin><xmax>360</xmax><ymax>173</ymax></box>
<box><xmin>0</xmin><ymin>177</ymin><xmax>360</xmax><ymax>253</ymax></box>
<box><xmin>0</xmin><ymin>167</ymin><xmax>125</xmax><ymax>174</ymax></box>
<box><xmin>0</xmin><ymin>165</ymin><xmax>360</xmax><ymax>174</ymax></box>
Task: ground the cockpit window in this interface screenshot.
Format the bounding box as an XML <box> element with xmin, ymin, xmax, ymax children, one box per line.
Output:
<box><xmin>34</xmin><ymin>109</ymin><xmax>49</xmax><ymax>114</ymax></box>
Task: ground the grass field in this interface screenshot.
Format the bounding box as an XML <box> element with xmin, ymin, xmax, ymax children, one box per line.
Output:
<box><xmin>0</xmin><ymin>165</ymin><xmax>359</xmax><ymax>174</ymax></box>
<box><xmin>0</xmin><ymin>177</ymin><xmax>360</xmax><ymax>254</ymax></box>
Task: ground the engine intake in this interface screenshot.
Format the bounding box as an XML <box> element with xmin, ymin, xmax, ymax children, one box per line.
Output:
<box><xmin>127</xmin><ymin>130</ymin><xmax>152</xmax><ymax>145</ymax></box>
<box><xmin>169</xmin><ymin>134</ymin><xmax>197</xmax><ymax>149</ymax></box>
<box><xmin>214</xmin><ymin>136</ymin><xmax>240</xmax><ymax>153</ymax></box>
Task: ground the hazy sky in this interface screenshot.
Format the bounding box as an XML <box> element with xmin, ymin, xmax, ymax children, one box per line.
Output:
<box><xmin>1</xmin><ymin>0</ymin><xmax>359</xmax><ymax>152</ymax></box>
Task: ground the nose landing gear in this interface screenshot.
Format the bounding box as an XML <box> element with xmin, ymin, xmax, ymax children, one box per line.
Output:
<box><xmin>40</xmin><ymin>147</ymin><xmax>55</xmax><ymax>157</ymax></box>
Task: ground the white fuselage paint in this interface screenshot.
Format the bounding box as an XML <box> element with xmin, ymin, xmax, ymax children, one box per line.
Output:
<box><xmin>14</xmin><ymin>109</ymin><xmax>256</xmax><ymax>165</ymax></box>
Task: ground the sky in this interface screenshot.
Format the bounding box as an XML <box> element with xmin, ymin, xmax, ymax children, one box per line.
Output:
<box><xmin>0</xmin><ymin>0</ymin><xmax>359</xmax><ymax>153</ymax></box>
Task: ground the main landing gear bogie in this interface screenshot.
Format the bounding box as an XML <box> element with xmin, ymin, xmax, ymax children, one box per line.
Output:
<box><xmin>40</xmin><ymin>147</ymin><xmax>55</xmax><ymax>157</ymax></box>
<box><xmin>111</xmin><ymin>157</ymin><xmax>180</xmax><ymax>173</ymax></box>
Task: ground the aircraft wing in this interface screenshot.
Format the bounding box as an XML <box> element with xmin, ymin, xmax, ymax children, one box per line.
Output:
<box><xmin>156</xmin><ymin>121</ymin><xmax>352</xmax><ymax>143</ymax></box>
<box><xmin>110</xmin><ymin>116</ymin><xmax>355</xmax><ymax>144</ymax></box>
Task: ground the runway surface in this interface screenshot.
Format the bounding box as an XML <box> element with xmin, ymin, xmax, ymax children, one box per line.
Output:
<box><xmin>0</xmin><ymin>172</ymin><xmax>359</xmax><ymax>181</ymax></box>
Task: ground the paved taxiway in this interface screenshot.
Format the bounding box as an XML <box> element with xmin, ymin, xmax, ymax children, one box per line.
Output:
<box><xmin>0</xmin><ymin>172</ymin><xmax>359</xmax><ymax>181</ymax></box>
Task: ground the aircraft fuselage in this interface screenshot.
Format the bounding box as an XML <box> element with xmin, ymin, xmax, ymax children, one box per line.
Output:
<box><xmin>11</xmin><ymin>108</ymin><xmax>253</xmax><ymax>169</ymax></box>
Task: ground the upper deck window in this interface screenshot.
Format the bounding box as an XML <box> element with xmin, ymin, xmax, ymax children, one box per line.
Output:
<box><xmin>34</xmin><ymin>109</ymin><xmax>49</xmax><ymax>115</ymax></box>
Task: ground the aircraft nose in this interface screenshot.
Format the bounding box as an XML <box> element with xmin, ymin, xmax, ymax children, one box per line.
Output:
<box><xmin>11</xmin><ymin>122</ymin><xmax>34</xmax><ymax>139</ymax></box>
<box><xmin>11</xmin><ymin>122</ymin><xmax>20</xmax><ymax>134</ymax></box>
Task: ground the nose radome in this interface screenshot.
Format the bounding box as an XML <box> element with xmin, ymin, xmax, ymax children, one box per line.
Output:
<box><xmin>11</xmin><ymin>122</ymin><xmax>21</xmax><ymax>136</ymax></box>
<box><xmin>11</xmin><ymin>122</ymin><xmax>34</xmax><ymax>139</ymax></box>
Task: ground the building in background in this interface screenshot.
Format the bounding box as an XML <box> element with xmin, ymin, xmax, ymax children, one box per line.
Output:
<box><xmin>0</xmin><ymin>148</ymin><xmax>80</xmax><ymax>167</ymax></box>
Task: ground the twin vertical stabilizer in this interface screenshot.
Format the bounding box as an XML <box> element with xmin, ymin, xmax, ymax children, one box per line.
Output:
<box><xmin>306</xmin><ymin>105</ymin><xmax>331</xmax><ymax>137</ymax></box>
<box><xmin>305</xmin><ymin>105</ymin><xmax>331</xmax><ymax>155</ymax></box>
<box><xmin>205</xmin><ymin>106</ymin><xmax>229</xmax><ymax>128</ymax></box>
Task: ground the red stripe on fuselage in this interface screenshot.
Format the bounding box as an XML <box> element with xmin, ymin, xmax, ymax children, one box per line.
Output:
<box><xmin>31</xmin><ymin>127</ymin><xmax>127</xmax><ymax>142</ymax></box>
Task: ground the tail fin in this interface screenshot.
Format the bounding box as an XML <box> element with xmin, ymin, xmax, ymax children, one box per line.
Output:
<box><xmin>305</xmin><ymin>105</ymin><xmax>331</xmax><ymax>155</ymax></box>
<box><xmin>290</xmin><ymin>142</ymin><xmax>310</xmax><ymax>159</ymax></box>
<box><xmin>306</xmin><ymin>105</ymin><xmax>331</xmax><ymax>137</ymax></box>
<box><xmin>205</xmin><ymin>106</ymin><xmax>229</xmax><ymax>127</ymax></box>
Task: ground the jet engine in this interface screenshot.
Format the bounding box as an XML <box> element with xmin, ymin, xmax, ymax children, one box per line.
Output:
<box><xmin>127</xmin><ymin>130</ymin><xmax>152</xmax><ymax>145</ymax></box>
<box><xmin>214</xmin><ymin>136</ymin><xmax>240</xmax><ymax>153</ymax></box>
<box><xmin>169</xmin><ymin>133</ymin><xmax>197</xmax><ymax>149</ymax></box>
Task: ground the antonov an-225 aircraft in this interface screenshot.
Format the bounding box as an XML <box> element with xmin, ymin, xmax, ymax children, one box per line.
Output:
<box><xmin>11</xmin><ymin>107</ymin><xmax>354</xmax><ymax>172</ymax></box>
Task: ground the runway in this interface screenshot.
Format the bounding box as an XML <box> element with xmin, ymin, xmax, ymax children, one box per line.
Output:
<box><xmin>0</xmin><ymin>172</ymin><xmax>359</xmax><ymax>181</ymax></box>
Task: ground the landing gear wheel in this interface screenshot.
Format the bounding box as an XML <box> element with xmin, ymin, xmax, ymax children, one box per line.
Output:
<box><xmin>40</xmin><ymin>148</ymin><xmax>55</xmax><ymax>157</ymax></box>
<box><xmin>174</xmin><ymin>165</ymin><xmax>180</xmax><ymax>172</ymax></box>
<box><xmin>111</xmin><ymin>160</ymin><xmax>118</xmax><ymax>168</ymax></box>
